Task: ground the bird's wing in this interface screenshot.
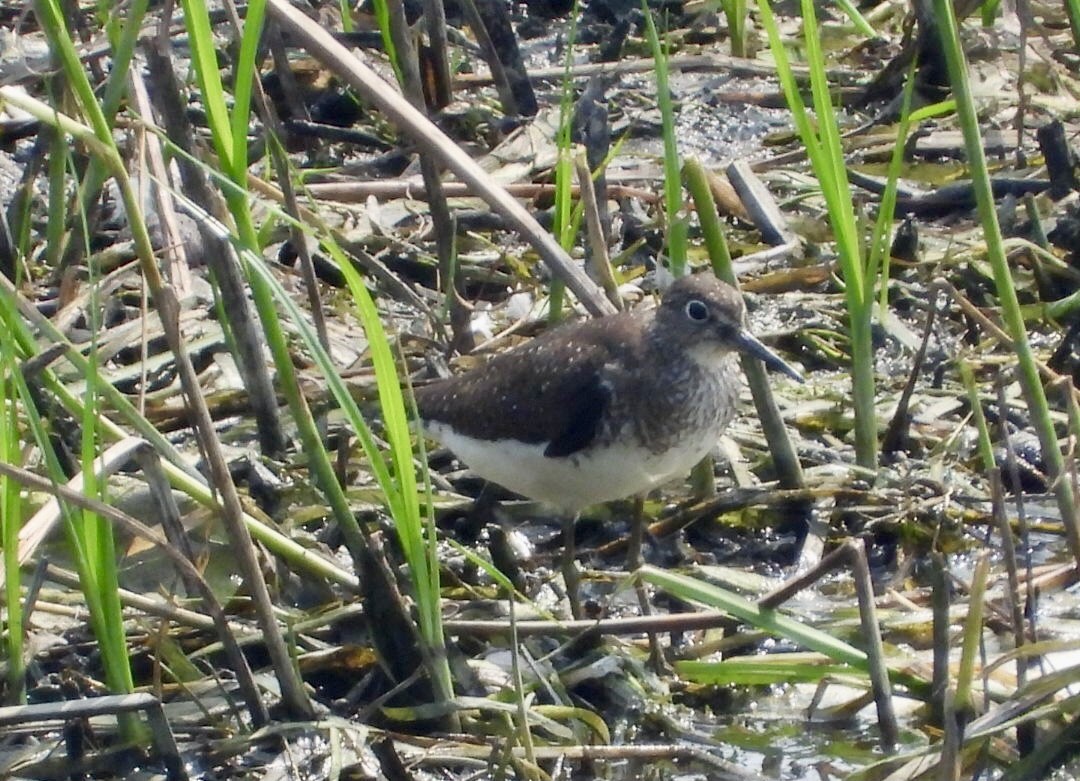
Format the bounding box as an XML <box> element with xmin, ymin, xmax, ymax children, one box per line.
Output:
<box><xmin>542</xmin><ymin>368</ymin><xmax>611</xmax><ymax>458</ymax></box>
<box><xmin>416</xmin><ymin>314</ymin><xmax>640</xmax><ymax>453</ymax></box>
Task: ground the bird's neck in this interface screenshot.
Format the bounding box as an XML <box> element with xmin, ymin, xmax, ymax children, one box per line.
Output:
<box><xmin>683</xmin><ymin>342</ymin><xmax>738</xmax><ymax>373</ymax></box>
<box><xmin>644</xmin><ymin>322</ymin><xmax>736</xmax><ymax>378</ymax></box>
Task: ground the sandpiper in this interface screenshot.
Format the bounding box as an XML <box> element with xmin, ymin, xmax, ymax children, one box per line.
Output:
<box><xmin>415</xmin><ymin>273</ymin><xmax>802</xmax><ymax>614</ymax></box>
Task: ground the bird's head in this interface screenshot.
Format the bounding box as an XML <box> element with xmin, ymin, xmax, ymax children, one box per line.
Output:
<box><xmin>656</xmin><ymin>274</ymin><xmax>804</xmax><ymax>382</ymax></box>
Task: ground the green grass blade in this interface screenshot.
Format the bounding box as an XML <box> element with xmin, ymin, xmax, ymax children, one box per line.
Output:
<box><xmin>322</xmin><ymin>239</ymin><xmax>454</xmax><ymax>705</ymax></box>
<box><xmin>0</xmin><ymin>330</ymin><xmax>24</xmax><ymax>703</ymax></box>
<box><xmin>1068</xmin><ymin>0</ymin><xmax>1080</xmax><ymax>48</ymax></box>
<box><xmin>683</xmin><ymin>159</ymin><xmax>734</xmax><ymax>281</ymax></box>
<box><xmin>643</xmin><ymin>566</ymin><xmax>869</xmax><ymax>666</ymax></box>
<box><xmin>931</xmin><ymin>0</ymin><xmax>1080</xmax><ymax>554</ymax></box>
<box><xmin>370</xmin><ymin>0</ymin><xmax>403</xmax><ymax>84</ymax></box>
<box><xmin>29</xmin><ymin>0</ymin><xmax>141</xmax><ymax>732</ymax></box>
<box><xmin>178</xmin><ymin>0</ymin><xmax>236</xmax><ymax>172</ymax></box>
<box><xmin>758</xmin><ymin>0</ymin><xmax>878</xmax><ymax>469</ymax></box>
<box><xmin>678</xmin><ymin>654</ymin><xmax>861</xmax><ymax>685</ymax></box>
<box><xmin>642</xmin><ymin>3</ymin><xmax>686</xmax><ymax>275</ymax></box>
<box><xmin>834</xmin><ymin>0</ymin><xmax>875</xmax><ymax>37</ymax></box>
<box><xmin>871</xmin><ymin>62</ymin><xmax>918</xmax><ymax>313</ymax></box>
<box><xmin>231</xmin><ymin>0</ymin><xmax>269</xmax><ymax>180</ymax></box>
<box><xmin>643</xmin><ymin>566</ymin><xmax>929</xmax><ymax>693</ymax></box>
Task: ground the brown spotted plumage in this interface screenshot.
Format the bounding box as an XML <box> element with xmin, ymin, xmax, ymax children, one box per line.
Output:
<box><xmin>414</xmin><ymin>274</ymin><xmax>802</xmax><ymax>512</ymax></box>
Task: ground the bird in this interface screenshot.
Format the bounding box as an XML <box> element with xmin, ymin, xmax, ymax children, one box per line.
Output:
<box><xmin>414</xmin><ymin>272</ymin><xmax>803</xmax><ymax>615</ymax></box>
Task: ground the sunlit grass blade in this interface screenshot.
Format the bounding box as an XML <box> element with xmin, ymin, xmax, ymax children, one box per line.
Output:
<box><xmin>549</xmin><ymin>4</ymin><xmax>580</xmax><ymax>322</ymax></box>
<box><xmin>0</xmin><ymin>191</ymin><xmax>357</xmax><ymax>592</ymax></box>
<box><xmin>684</xmin><ymin>158</ymin><xmax>805</xmax><ymax>488</ymax></box>
<box><xmin>549</xmin><ymin>146</ymin><xmax>574</xmax><ymax>323</ymax></box>
<box><xmin>76</xmin><ymin>268</ymin><xmax>137</xmax><ymax>724</ymax></box>
<box><xmin>0</xmin><ymin>26</ymin><xmax>319</xmax><ymax>712</ymax></box>
<box><xmin>232</xmin><ymin>225</ymin><xmax>455</xmax><ymax>710</ymax></box>
<box><xmin>757</xmin><ymin>0</ymin><xmax>877</xmax><ymax>469</ymax></box>
<box><xmin>834</xmin><ymin>0</ymin><xmax>875</xmax><ymax>37</ymax></box>
<box><xmin>0</xmin><ymin>322</ymin><xmax>23</xmax><ymax>703</ymax></box>
<box><xmin>41</xmin><ymin>0</ymin><xmax>149</xmax><ymax>265</ymax></box>
<box><xmin>643</xmin><ymin>566</ymin><xmax>929</xmax><ymax>692</ymax></box>
<box><xmin>931</xmin><ymin>0</ymin><xmax>1080</xmax><ymax>558</ymax></box>
<box><xmin>178</xmin><ymin>0</ymin><xmax>366</xmax><ymax>565</ymax></box>
<box><xmin>324</xmin><ymin>243</ymin><xmax>455</xmax><ymax>709</ymax></box>
<box><xmin>642</xmin><ymin>2</ymin><xmax>686</xmax><ymax>276</ymax></box>
<box><xmin>230</xmin><ymin>0</ymin><xmax>269</xmax><ymax>180</ymax></box>
<box><xmin>678</xmin><ymin>653</ymin><xmax>861</xmax><ymax>685</ymax></box>
<box><xmin>720</xmin><ymin>0</ymin><xmax>748</xmax><ymax>57</ymax></box>
<box><xmin>682</xmin><ymin>159</ymin><xmax>734</xmax><ymax>281</ymax></box>
<box><xmin>30</xmin><ymin>0</ymin><xmax>145</xmax><ymax>733</ymax></box>
<box><xmin>1069</xmin><ymin>0</ymin><xmax>1080</xmax><ymax>49</ymax></box>
<box><xmin>178</xmin><ymin>0</ymin><xmax>259</xmax><ymax>243</ymax></box>
<box><xmin>178</xmin><ymin>0</ymin><xmax>238</xmax><ymax>175</ymax></box>
<box><xmin>953</xmin><ymin>554</ymin><xmax>989</xmax><ymax>713</ymax></box>
<box><xmin>644</xmin><ymin>566</ymin><xmax>867</xmax><ymax>667</ymax></box>
<box><xmin>981</xmin><ymin>0</ymin><xmax>1001</xmax><ymax>26</ymax></box>
<box><xmin>871</xmin><ymin>62</ymin><xmax>918</xmax><ymax>314</ymax></box>
<box><xmin>370</xmin><ymin>0</ymin><xmax>403</xmax><ymax>83</ymax></box>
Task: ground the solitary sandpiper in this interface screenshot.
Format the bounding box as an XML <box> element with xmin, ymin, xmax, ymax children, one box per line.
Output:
<box><xmin>415</xmin><ymin>273</ymin><xmax>803</xmax><ymax>612</ymax></box>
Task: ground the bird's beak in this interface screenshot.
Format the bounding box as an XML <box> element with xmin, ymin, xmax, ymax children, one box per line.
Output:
<box><xmin>733</xmin><ymin>329</ymin><xmax>805</xmax><ymax>383</ymax></box>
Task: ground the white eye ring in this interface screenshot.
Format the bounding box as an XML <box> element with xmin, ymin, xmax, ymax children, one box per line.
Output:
<box><xmin>685</xmin><ymin>299</ymin><xmax>709</xmax><ymax>322</ymax></box>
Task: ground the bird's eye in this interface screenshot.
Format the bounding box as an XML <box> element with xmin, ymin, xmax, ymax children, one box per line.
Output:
<box><xmin>684</xmin><ymin>299</ymin><xmax>709</xmax><ymax>322</ymax></box>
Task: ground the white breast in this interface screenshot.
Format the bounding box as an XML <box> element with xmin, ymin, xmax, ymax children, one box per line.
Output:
<box><xmin>426</xmin><ymin>421</ymin><xmax>720</xmax><ymax>513</ymax></box>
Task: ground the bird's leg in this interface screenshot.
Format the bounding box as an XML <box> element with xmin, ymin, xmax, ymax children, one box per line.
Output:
<box><xmin>625</xmin><ymin>495</ymin><xmax>646</xmax><ymax>572</ymax></box>
<box><xmin>627</xmin><ymin>495</ymin><xmax>668</xmax><ymax>673</ymax></box>
<box><xmin>562</xmin><ymin>513</ymin><xmax>583</xmax><ymax>620</ymax></box>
